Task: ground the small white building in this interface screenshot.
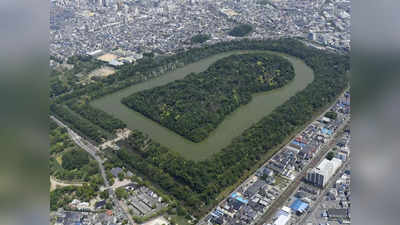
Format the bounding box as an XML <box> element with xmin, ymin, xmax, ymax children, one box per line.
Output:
<box><xmin>273</xmin><ymin>206</ymin><xmax>291</xmax><ymax>225</ymax></box>
<box><xmin>77</xmin><ymin>202</ymin><xmax>90</xmax><ymax>210</ymax></box>
<box><xmin>87</xmin><ymin>49</ymin><xmax>103</xmax><ymax>57</ymax></box>
<box><xmin>109</xmin><ymin>58</ymin><xmax>124</xmax><ymax>67</ymax></box>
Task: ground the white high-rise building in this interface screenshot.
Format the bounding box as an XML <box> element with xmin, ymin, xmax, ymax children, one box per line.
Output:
<box><xmin>306</xmin><ymin>158</ymin><xmax>342</xmax><ymax>188</ymax></box>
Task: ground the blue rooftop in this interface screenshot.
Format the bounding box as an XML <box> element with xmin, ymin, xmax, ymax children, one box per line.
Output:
<box><xmin>292</xmin><ymin>140</ymin><xmax>306</xmax><ymax>148</ymax></box>
<box><xmin>290</xmin><ymin>198</ymin><xmax>308</xmax><ymax>212</ymax></box>
<box><xmin>231</xmin><ymin>192</ymin><xmax>248</xmax><ymax>204</ymax></box>
<box><xmin>322</xmin><ymin>128</ymin><xmax>333</xmax><ymax>135</ymax></box>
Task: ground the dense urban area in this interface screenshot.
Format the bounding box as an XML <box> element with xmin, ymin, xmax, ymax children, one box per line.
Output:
<box><xmin>50</xmin><ymin>1</ymin><xmax>351</xmax><ymax>225</ymax></box>
<box><xmin>51</xmin><ymin>0</ymin><xmax>350</xmax><ymax>63</ymax></box>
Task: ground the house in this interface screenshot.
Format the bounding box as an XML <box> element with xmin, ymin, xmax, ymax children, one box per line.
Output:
<box><xmin>265</xmin><ymin>176</ymin><xmax>276</xmax><ymax>185</ymax></box>
<box><xmin>335</xmin><ymin>152</ymin><xmax>347</xmax><ymax>161</ymax></box>
<box><xmin>126</xmin><ymin>171</ymin><xmax>134</xmax><ymax>177</ymax></box>
<box><xmin>106</xmin><ymin>210</ymin><xmax>113</xmax><ymax>216</ymax></box>
<box><xmin>321</xmin><ymin>127</ymin><xmax>333</xmax><ymax>136</ymax></box>
<box><xmin>298</xmin><ymin>145</ymin><xmax>316</xmax><ymax>160</ymax></box>
<box><xmin>321</xmin><ymin>116</ymin><xmax>331</xmax><ymax>124</ymax></box>
<box><xmin>327</xmin><ymin>208</ymin><xmax>349</xmax><ymax>220</ymax></box>
<box><xmin>95</xmin><ymin>200</ymin><xmax>106</xmax><ymax>209</ymax></box>
<box><xmin>64</xmin><ymin>211</ymin><xmax>83</xmax><ymax>225</ymax></box>
<box><xmin>77</xmin><ymin>202</ymin><xmax>90</xmax><ymax>210</ymax></box>
<box><xmin>211</xmin><ymin>215</ymin><xmax>224</xmax><ymax>225</ymax></box>
<box><xmin>261</xmin><ymin>167</ymin><xmax>274</xmax><ymax>177</ymax></box>
<box><xmin>294</xmin><ymin>191</ymin><xmax>307</xmax><ymax>199</ymax></box>
<box><xmin>267</xmin><ymin>161</ymin><xmax>285</xmax><ymax>174</ymax></box>
<box><xmin>243</xmin><ymin>205</ymin><xmax>257</xmax><ymax>220</ymax></box>
<box><xmin>210</xmin><ymin>209</ymin><xmax>225</xmax><ymax>224</ymax></box>
<box><xmin>110</xmin><ymin>167</ymin><xmax>123</xmax><ymax>178</ymax></box>
<box><xmin>245</xmin><ymin>180</ymin><xmax>267</xmax><ymax>197</ymax></box>
<box><xmin>229</xmin><ymin>192</ymin><xmax>248</xmax><ymax>210</ymax></box>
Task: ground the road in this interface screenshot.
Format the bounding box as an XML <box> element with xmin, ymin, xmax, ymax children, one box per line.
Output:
<box><xmin>50</xmin><ymin>176</ymin><xmax>85</xmax><ymax>191</ymax></box>
<box><xmin>50</xmin><ymin>116</ymin><xmax>137</xmax><ymax>225</ymax></box>
<box><xmin>256</xmin><ymin>118</ymin><xmax>350</xmax><ymax>225</ymax></box>
<box><xmin>298</xmin><ymin>154</ymin><xmax>351</xmax><ymax>225</ymax></box>
<box><xmin>198</xmin><ymin>89</ymin><xmax>349</xmax><ymax>225</ymax></box>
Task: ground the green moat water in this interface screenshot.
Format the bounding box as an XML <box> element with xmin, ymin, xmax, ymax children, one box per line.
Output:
<box><xmin>91</xmin><ymin>50</ymin><xmax>314</xmax><ymax>161</ymax></box>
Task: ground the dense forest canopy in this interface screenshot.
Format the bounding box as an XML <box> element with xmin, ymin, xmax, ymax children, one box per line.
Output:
<box><xmin>228</xmin><ymin>24</ymin><xmax>253</xmax><ymax>37</ymax></box>
<box><xmin>50</xmin><ymin>104</ymin><xmax>109</xmax><ymax>143</ymax></box>
<box><xmin>122</xmin><ymin>53</ymin><xmax>295</xmax><ymax>142</ymax></box>
<box><xmin>50</xmin><ymin>38</ymin><xmax>349</xmax><ymax>218</ymax></box>
<box><xmin>67</xmin><ymin>101</ymin><xmax>126</xmax><ymax>133</ymax></box>
<box><xmin>191</xmin><ymin>34</ymin><xmax>211</xmax><ymax>44</ymax></box>
<box><xmin>61</xmin><ymin>150</ymin><xmax>90</xmax><ymax>170</ymax></box>
<box><xmin>49</xmin><ymin>119</ymin><xmax>101</xmax><ymax>182</ymax></box>
<box><xmin>113</xmin><ymin>39</ymin><xmax>349</xmax><ymax>217</ymax></box>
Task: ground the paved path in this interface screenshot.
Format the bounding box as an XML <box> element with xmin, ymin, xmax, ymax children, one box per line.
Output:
<box><xmin>298</xmin><ymin>158</ymin><xmax>351</xmax><ymax>225</ymax></box>
<box><xmin>50</xmin><ymin>116</ymin><xmax>137</xmax><ymax>225</ymax></box>
<box><xmin>50</xmin><ymin>176</ymin><xmax>84</xmax><ymax>191</ymax></box>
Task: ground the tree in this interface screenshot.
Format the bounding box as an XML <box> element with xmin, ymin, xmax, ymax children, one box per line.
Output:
<box><xmin>53</xmin><ymin>38</ymin><xmax>349</xmax><ymax>218</ymax></box>
<box><xmin>326</xmin><ymin>151</ymin><xmax>336</xmax><ymax>160</ymax></box>
<box><xmin>325</xmin><ymin>111</ymin><xmax>337</xmax><ymax>120</ymax></box>
<box><xmin>115</xmin><ymin>187</ymin><xmax>128</xmax><ymax>200</ymax></box>
<box><xmin>61</xmin><ymin>150</ymin><xmax>89</xmax><ymax>170</ymax></box>
<box><xmin>100</xmin><ymin>190</ymin><xmax>109</xmax><ymax>200</ymax></box>
<box><xmin>191</xmin><ymin>34</ymin><xmax>210</xmax><ymax>44</ymax></box>
<box><xmin>228</xmin><ymin>24</ymin><xmax>253</xmax><ymax>37</ymax></box>
<box><xmin>118</xmin><ymin>171</ymin><xmax>125</xmax><ymax>181</ymax></box>
<box><xmin>121</xmin><ymin>53</ymin><xmax>294</xmax><ymax>142</ymax></box>
<box><xmin>105</xmin><ymin>200</ymin><xmax>113</xmax><ymax>210</ymax></box>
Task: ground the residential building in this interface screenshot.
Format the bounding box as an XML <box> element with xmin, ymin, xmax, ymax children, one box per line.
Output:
<box><xmin>306</xmin><ymin>158</ymin><xmax>342</xmax><ymax>187</ymax></box>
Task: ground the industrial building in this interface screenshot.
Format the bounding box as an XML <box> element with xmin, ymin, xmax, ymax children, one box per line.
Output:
<box><xmin>306</xmin><ymin>158</ymin><xmax>342</xmax><ymax>187</ymax></box>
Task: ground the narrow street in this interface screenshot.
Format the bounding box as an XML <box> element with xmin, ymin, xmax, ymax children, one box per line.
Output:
<box><xmin>298</xmin><ymin>160</ymin><xmax>351</xmax><ymax>225</ymax></box>
<box><xmin>198</xmin><ymin>89</ymin><xmax>349</xmax><ymax>225</ymax></box>
<box><xmin>256</xmin><ymin>119</ymin><xmax>349</xmax><ymax>225</ymax></box>
<box><xmin>50</xmin><ymin>116</ymin><xmax>137</xmax><ymax>225</ymax></box>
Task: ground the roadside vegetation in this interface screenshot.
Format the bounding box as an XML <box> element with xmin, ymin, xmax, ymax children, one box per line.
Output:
<box><xmin>50</xmin><ymin>38</ymin><xmax>349</xmax><ymax>219</ymax></box>
<box><xmin>50</xmin><ymin>120</ymin><xmax>104</xmax><ymax>210</ymax></box>
<box><xmin>324</xmin><ymin>111</ymin><xmax>338</xmax><ymax>120</ymax></box>
<box><xmin>50</xmin><ymin>119</ymin><xmax>102</xmax><ymax>182</ymax></box>
<box><xmin>50</xmin><ymin>184</ymin><xmax>100</xmax><ymax>211</ymax></box>
<box><xmin>50</xmin><ymin>104</ymin><xmax>109</xmax><ymax>143</ymax></box>
<box><xmin>67</xmin><ymin>101</ymin><xmax>126</xmax><ymax>133</ymax></box>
